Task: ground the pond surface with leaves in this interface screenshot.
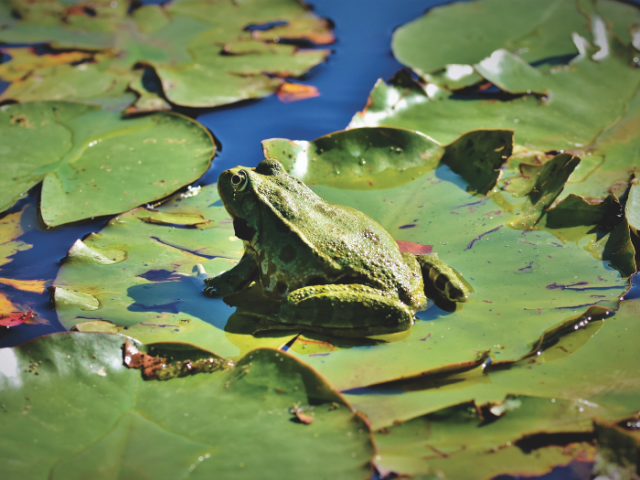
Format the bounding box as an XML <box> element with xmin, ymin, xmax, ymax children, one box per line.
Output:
<box><xmin>1</xmin><ymin>1</ymin><xmax>640</xmax><ymax>479</ymax></box>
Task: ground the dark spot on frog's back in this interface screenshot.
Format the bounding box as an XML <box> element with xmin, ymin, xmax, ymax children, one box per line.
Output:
<box><xmin>279</xmin><ymin>244</ymin><xmax>296</xmax><ymax>264</ymax></box>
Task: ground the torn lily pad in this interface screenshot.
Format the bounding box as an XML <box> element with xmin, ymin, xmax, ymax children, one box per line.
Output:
<box><xmin>0</xmin><ymin>333</ymin><xmax>373</xmax><ymax>480</ymax></box>
<box><xmin>0</xmin><ymin>101</ymin><xmax>214</xmax><ymax>226</ymax></box>
<box><xmin>374</xmin><ymin>396</ymin><xmax>596</xmax><ymax>480</ymax></box>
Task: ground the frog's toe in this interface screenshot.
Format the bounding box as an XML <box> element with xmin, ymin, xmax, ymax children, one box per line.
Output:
<box><xmin>203</xmin><ymin>284</ymin><xmax>222</xmax><ymax>298</ymax></box>
<box><xmin>416</xmin><ymin>254</ymin><xmax>471</xmax><ymax>304</ymax></box>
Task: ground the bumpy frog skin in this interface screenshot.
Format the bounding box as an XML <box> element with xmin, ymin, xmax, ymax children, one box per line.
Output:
<box><xmin>204</xmin><ymin>159</ymin><xmax>470</xmax><ymax>337</ymax></box>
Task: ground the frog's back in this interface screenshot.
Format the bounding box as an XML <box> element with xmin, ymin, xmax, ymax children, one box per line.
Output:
<box><xmin>254</xmin><ymin>173</ymin><xmax>422</xmax><ymax>305</ymax></box>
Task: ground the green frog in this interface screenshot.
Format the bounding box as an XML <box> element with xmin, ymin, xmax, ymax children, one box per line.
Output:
<box><xmin>204</xmin><ymin>159</ymin><xmax>470</xmax><ymax>337</ymax></box>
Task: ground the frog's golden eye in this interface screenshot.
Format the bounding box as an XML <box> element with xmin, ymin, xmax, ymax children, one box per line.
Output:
<box><xmin>231</xmin><ymin>170</ymin><xmax>248</xmax><ymax>192</ymax></box>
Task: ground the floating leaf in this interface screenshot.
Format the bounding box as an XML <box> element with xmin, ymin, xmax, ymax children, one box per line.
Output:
<box><xmin>0</xmin><ymin>101</ymin><xmax>214</xmax><ymax>226</ymax></box>
<box><xmin>0</xmin><ymin>0</ymin><xmax>333</xmax><ymax>110</ymax></box>
<box><xmin>0</xmin><ymin>51</ymin><xmax>138</xmax><ymax>108</ymax></box>
<box><xmin>0</xmin><ymin>310</ymin><xmax>37</xmax><ymax>327</ymax></box>
<box><xmin>354</xmin><ymin>3</ymin><xmax>640</xmax><ymax>200</ymax></box>
<box><xmin>507</xmin><ymin>153</ymin><xmax>580</xmax><ymax>230</ymax></box>
<box><xmin>625</xmin><ymin>176</ymin><xmax>640</xmax><ymax>234</ymax></box>
<box><xmin>373</xmin><ymin>396</ymin><xmax>596</xmax><ymax>479</ymax></box>
<box><xmin>263</xmin><ymin>127</ymin><xmax>512</xmax><ymax>194</ymax></box>
<box><xmin>54</xmin><ymin>185</ymin><xmax>298</xmax><ymax>359</ymax></box>
<box><xmin>262</xmin><ymin>128</ymin><xmax>629</xmax><ymax>390</ymax></box>
<box><xmin>0</xmin><ymin>206</ymin><xmax>32</xmax><ymax>269</ymax></box>
<box><xmin>390</xmin><ymin>0</ymin><xmax>638</xmax><ymax>89</ymax></box>
<box><xmin>277</xmin><ymin>82</ymin><xmax>320</xmax><ymax>103</ymax></box>
<box><xmin>345</xmin><ymin>296</ymin><xmax>640</xmax><ymax>436</ymax></box>
<box><xmin>0</xmin><ymin>333</ymin><xmax>373</xmax><ymax>480</ymax></box>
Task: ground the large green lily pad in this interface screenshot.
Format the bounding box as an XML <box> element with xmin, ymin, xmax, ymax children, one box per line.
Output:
<box><xmin>0</xmin><ymin>332</ymin><xmax>374</xmax><ymax>480</ymax></box>
<box><xmin>53</xmin><ymin>183</ymin><xmax>298</xmax><ymax>358</ymax></box>
<box><xmin>0</xmin><ymin>0</ymin><xmax>332</xmax><ymax>109</ymax></box>
<box><xmin>353</xmin><ymin>2</ymin><xmax>640</xmax><ymax>201</ymax></box>
<box><xmin>0</xmin><ymin>101</ymin><xmax>214</xmax><ymax>226</ymax></box>
<box><xmin>344</xmin><ymin>295</ymin><xmax>640</xmax><ymax>436</ymax></box>
<box><xmin>262</xmin><ymin>127</ymin><xmax>631</xmax><ymax>390</ymax></box>
<box><xmin>391</xmin><ymin>0</ymin><xmax>639</xmax><ymax>90</ymax></box>
<box><xmin>373</xmin><ymin>395</ymin><xmax>596</xmax><ymax>479</ymax></box>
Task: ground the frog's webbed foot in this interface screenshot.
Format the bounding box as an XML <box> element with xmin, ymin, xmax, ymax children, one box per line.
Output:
<box><xmin>203</xmin><ymin>251</ymin><xmax>258</xmax><ymax>298</ymax></box>
<box><xmin>277</xmin><ymin>284</ymin><xmax>414</xmax><ymax>337</ymax></box>
<box><xmin>416</xmin><ymin>254</ymin><xmax>472</xmax><ymax>310</ymax></box>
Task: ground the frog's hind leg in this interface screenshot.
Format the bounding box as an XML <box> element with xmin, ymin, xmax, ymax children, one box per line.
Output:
<box><xmin>277</xmin><ymin>284</ymin><xmax>414</xmax><ymax>337</ymax></box>
<box><xmin>416</xmin><ymin>253</ymin><xmax>471</xmax><ymax>311</ymax></box>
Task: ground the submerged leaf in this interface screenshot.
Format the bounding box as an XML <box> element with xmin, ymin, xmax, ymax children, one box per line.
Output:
<box><xmin>0</xmin><ymin>101</ymin><xmax>214</xmax><ymax>225</ymax></box>
<box><xmin>0</xmin><ymin>333</ymin><xmax>374</xmax><ymax>480</ymax></box>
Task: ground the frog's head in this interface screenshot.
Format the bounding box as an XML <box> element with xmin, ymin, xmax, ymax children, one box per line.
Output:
<box><xmin>217</xmin><ymin>159</ymin><xmax>286</xmax><ymax>241</ymax></box>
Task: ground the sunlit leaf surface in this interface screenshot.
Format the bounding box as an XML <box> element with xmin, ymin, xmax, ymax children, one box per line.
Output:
<box><xmin>0</xmin><ymin>0</ymin><xmax>332</xmax><ymax>109</ymax></box>
<box><xmin>0</xmin><ymin>101</ymin><xmax>214</xmax><ymax>226</ymax></box>
<box><xmin>0</xmin><ymin>333</ymin><xmax>373</xmax><ymax>480</ymax></box>
<box><xmin>54</xmin><ymin>184</ymin><xmax>298</xmax><ymax>358</ymax></box>
<box><xmin>343</xmin><ymin>296</ymin><xmax>640</xmax><ymax>478</ymax></box>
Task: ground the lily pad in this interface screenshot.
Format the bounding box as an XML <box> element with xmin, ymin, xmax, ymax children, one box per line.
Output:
<box><xmin>0</xmin><ymin>101</ymin><xmax>215</xmax><ymax>226</ymax></box>
<box><xmin>262</xmin><ymin>127</ymin><xmax>630</xmax><ymax>390</ymax></box>
<box><xmin>391</xmin><ymin>0</ymin><xmax>638</xmax><ymax>90</ymax></box>
<box><xmin>263</xmin><ymin>126</ymin><xmax>513</xmax><ymax>194</ymax></box>
<box><xmin>0</xmin><ymin>332</ymin><xmax>374</xmax><ymax>480</ymax></box>
<box><xmin>0</xmin><ymin>49</ymin><xmax>138</xmax><ymax>108</ymax></box>
<box><xmin>54</xmin><ymin>184</ymin><xmax>298</xmax><ymax>359</ymax></box>
<box><xmin>353</xmin><ymin>3</ymin><xmax>640</xmax><ymax>201</ymax></box>
<box><xmin>0</xmin><ymin>0</ymin><xmax>332</xmax><ymax>110</ymax></box>
<box><xmin>373</xmin><ymin>396</ymin><xmax>596</xmax><ymax>479</ymax></box>
<box><xmin>344</xmin><ymin>296</ymin><xmax>640</xmax><ymax>436</ymax></box>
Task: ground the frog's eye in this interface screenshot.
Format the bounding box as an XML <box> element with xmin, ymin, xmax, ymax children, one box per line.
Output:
<box><xmin>231</xmin><ymin>170</ymin><xmax>248</xmax><ymax>192</ymax></box>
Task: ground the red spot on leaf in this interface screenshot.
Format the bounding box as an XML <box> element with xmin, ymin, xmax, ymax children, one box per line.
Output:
<box><xmin>397</xmin><ymin>240</ymin><xmax>432</xmax><ymax>254</ymax></box>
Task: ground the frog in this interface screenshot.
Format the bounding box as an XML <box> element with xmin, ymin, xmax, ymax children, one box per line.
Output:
<box><xmin>204</xmin><ymin>159</ymin><xmax>470</xmax><ymax>337</ymax></box>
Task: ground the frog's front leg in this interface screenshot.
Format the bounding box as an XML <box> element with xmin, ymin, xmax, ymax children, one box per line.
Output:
<box><xmin>275</xmin><ymin>284</ymin><xmax>414</xmax><ymax>337</ymax></box>
<box><xmin>416</xmin><ymin>253</ymin><xmax>471</xmax><ymax>309</ymax></box>
<box><xmin>204</xmin><ymin>250</ymin><xmax>258</xmax><ymax>298</ymax></box>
